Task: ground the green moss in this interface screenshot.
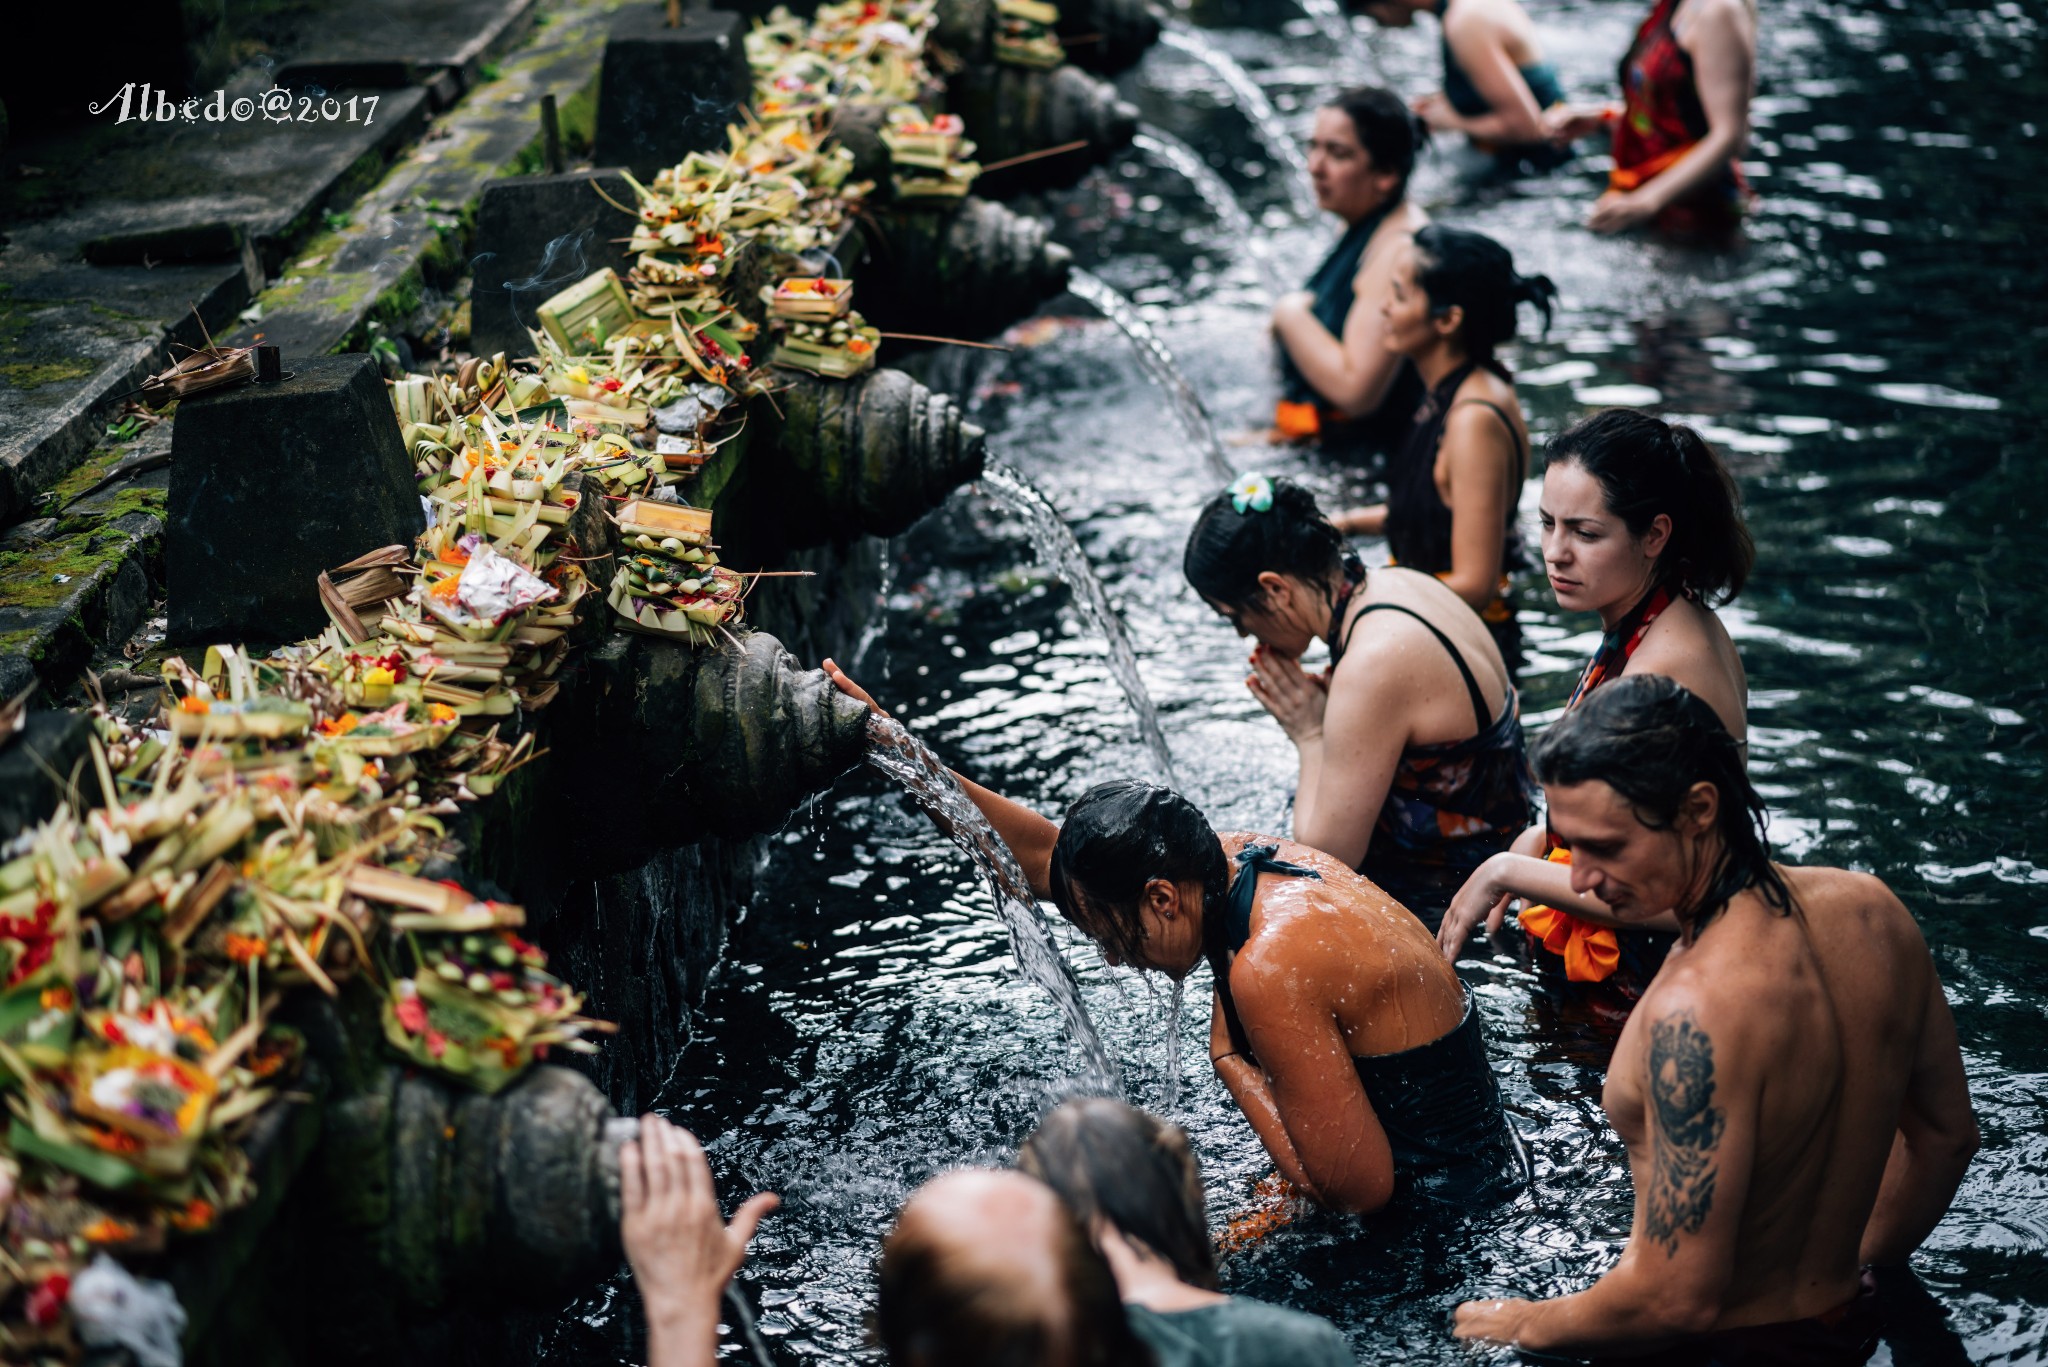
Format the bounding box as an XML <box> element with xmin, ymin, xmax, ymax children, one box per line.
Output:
<box><xmin>0</xmin><ymin>359</ymin><xmax>96</xmax><ymax>389</ymax></box>
<box><xmin>46</xmin><ymin>444</ymin><xmax>137</xmax><ymax>506</ymax></box>
<box><xmin>0</xmin><ymin>535</ymin><xmax>122</xmax><ymax>610</ymax></box>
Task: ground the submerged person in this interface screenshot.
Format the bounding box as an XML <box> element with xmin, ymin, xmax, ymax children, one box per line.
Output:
<box><xmin>1545</xmin><ymin>0</ymin><xmax>1756</xmax><ymax>238</ymax></box>
<box><xmin>1359</xmin><ymin>0</ymin><xmax>1571</xmax><ymax>176</ymax></box>
<box><xmin>1327</xmin><ymin>226</ymin><xmax>1555</xmax><ymax>670</ymax></box>
<box><xmin>1438</xmin><ymin>408</ymin><xmax>1751</xmax><ymax>987</ymax></box>
<box><xmin>1019</xmin><ymin>1098</ymin><xmax>1355</xmax><ymax>1367</ymax></box>
<box><xmin>824</xmin><ymin>660</ymin><xmax>1523</xmax><ymax>1211</ymax></box>
<box><xmin>1271</xmin><ymin>88</ymin><xmax>1429</xmax><ymax>450</ymax></box>
<box><xmin>1451</xmin><ymin>676</ymin><xmax>1978</xmax><ymax>1362</ymax></box>
<box><xmin>1184</xmin><ymin>474</ymin><xmax>1535</xmax><ymax>922</ymax></box>
<box><xmin>878</xmin><ymin>1169</ymin><xmax>1158</xmax><ymax>1367</ymax></box>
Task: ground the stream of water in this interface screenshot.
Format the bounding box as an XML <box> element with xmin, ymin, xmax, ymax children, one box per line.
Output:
<box><xmin>1065</xmin><ymin>267</ymin><xmax>1236</xmax><ymax>483</ymax></box>
<box><xmin>978</xmin><ymin>459</ymin><xmax>1180</xmax><ymax>784</ymax></box>
<box><xmin>1134</xmin><ymin>125</ymin><xmax>1280</xmax><ymax>294</ymax></box>
<box><xmin>1155</xmin><ymin>21</ymin><xmax>1318</xmax><ymax>217</ymax></box>
<box><xmin>546</xmin><ymin>0</ymin><xmax>2048</xmax><ymax>1360</ymax></box>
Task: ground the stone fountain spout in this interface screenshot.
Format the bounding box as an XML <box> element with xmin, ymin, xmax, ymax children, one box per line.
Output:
<box><xmin>858</xmin><ymin>197</ymin><xmax>1073</xmax><ymax>340</ymax></box>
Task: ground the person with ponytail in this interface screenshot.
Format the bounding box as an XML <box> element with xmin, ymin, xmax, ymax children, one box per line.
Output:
<box><xmin>1329</xmin><ymin>225</ymin><xmax>1556</xmax><ymax>672</ymax></box>
<box><xmin>1437</xmin><ymin>407</ymin><xmax>1752</xmax><ymax>989</ymax></box>
<box><xmin>820</xmin><ymin>663</ymin><xmax>1524</xmax><ymax>1214</ymax></box>
<box><xmin>1272</xmin><ymin>88</ymin><xmax>1430</xmax><ymax>450</ymax></box>
<box><xmin>1453</xmin><ymin>675</ymin><xmax>1976</xmax><ymax>1360</ymax></box>
<box><xmin>1358</xmin><ymin>0</ymin><xmax>1572</xmax><ymax>177</ymax></box>
<box><xmin>1019</xmin><ymin>1100</ymin><xmax>1355</xmax><ymax>1367</ymax></box>
<box><xmin>1183</xmin><ymin>473</ymin><xmax>1535</xmax><ymax>925</ymax></box>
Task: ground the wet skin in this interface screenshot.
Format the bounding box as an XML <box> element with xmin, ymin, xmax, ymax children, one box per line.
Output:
<box><xmin>1204</xmin><ymin>561</ymin><xmax>1512</xmax><ymax>873</ymax></box>
<box><xmin>1453</xmin><ymin>780</ymin><xmax>1977</xmax><ymax>1352</ymax></box>
<box><xmin>824</xmin><ymin>661</ymin><xmax>1468</xmax><ymax>1214</ymax></box>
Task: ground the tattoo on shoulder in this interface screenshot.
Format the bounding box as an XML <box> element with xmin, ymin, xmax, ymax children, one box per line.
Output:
<box><xmin>1644</xmin><ymin>1013</ymin><xmax>1725</xmax><ymax>1257</ymax></box>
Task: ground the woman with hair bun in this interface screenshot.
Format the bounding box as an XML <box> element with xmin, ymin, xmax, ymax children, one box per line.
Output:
<box><xmin>1183</xmin><ymin>474</ymin><xmax>1536</xmax><ymax>925</ymax></box>
<box><xmin>820</xmin><ymin>664</ymin><xmax>1525</xmax><ymax>1214</ymax></box>
<box><xmin>1331</xmin><ymin>225</ymin><xmax>1557</xmax><ymax>671</ymax></box>
<box><xmin>1437</xmin><ymin>407</ymin><xmax>1753</xmax><ymax>988</ymax></box>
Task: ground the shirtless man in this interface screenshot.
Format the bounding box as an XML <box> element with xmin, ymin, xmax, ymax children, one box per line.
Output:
<box><xmin>826</xmin><ymin>660</ymin><xmax>1524</xmax><ymax>1212</ymax></box>
<box><xmin>1453</xmin><ymin>676</ymin><xmax>1978</xmax><ymax>1359</ymax></box>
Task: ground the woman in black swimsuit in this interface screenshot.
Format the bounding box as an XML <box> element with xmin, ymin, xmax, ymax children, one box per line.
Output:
<box><xmin>1183</xmin><ymin>476</ymin><xmax>1535</xmax><ymax>925</ymax></box>
<box><xmin>828</xmin><ymin>658</ymin><xmax>1524</xmax><ymax>1212</ymax></box>
<box><xmin>1331</xmin><ymin>226</ymin><xmax>1555</xmax><ymax>671</ymax></box>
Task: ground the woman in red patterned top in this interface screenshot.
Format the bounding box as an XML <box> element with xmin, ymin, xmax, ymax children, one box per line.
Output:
<box><xmin>1435</xmin><ymin>408</ymin><xmax>1751</xmax><ymax>982</ymax></box>
<box><xmin>1547</xmin><ymin>0</ymin><xmax>1756</xmax><ymax>237</ymax></box>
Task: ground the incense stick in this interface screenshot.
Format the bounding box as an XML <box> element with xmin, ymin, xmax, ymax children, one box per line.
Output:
<box><xmin>977</xmin><ymin>140</ymin><xmax>1092</xmax><ymax>173</ymax></box>
<box><xmin>877</xmin><ymin>333</ymin><xmax>1013</xmax><ymax>351</ymax></box>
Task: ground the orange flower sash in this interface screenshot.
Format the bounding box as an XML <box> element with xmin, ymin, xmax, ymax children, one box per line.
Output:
<box><xmin>1519</xmin><ymin>849</ymin><xmax>1620</xmax><ymax>983</ymax></box>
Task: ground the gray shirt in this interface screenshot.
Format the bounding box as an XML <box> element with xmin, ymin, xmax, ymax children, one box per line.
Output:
<box><xmin>1128</xmin><ymin>1297</ymin><xmax>1355</xmax><ymax>1367</ymax></box>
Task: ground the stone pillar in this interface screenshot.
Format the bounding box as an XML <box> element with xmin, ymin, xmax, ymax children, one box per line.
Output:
<box><xmin>468</xmin><ymin>170</ymin><xmax>640</xmax><ymax>359</ymax></box>
<box><xmin>592</xmin><ymin>7</ymin><xmax>753</xmax><ymax>178</ymax></box>
<box><xmin>166</xmin><ymin>354</ymin><xmax>423</xmax><ymax>643</ymax></box>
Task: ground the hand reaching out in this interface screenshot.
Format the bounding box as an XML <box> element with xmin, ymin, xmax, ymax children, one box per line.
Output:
<box><xmin>1438</xmin><ymin>861</ymin><xmax>1514</xmax><ymax>963</ymax></box>
<box><xmin>823</xmin><ymin>658</ymin><xmax>890</xmax><ymax>719</ymax></box>
<box><xmin>620</xmin><ymin>1114</ymin><xmax>780</xmax><ymax>1367</ymax></box>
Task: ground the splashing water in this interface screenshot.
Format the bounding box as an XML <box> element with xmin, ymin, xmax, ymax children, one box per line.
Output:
<box><xmin>1156</xmin><ymin>23</ymin><xmax>1319</xmax><ymax>220</ymax></box>
<box><xmin>1135</xmin><ymin>126</ymin><xmax>1281</xmax><ymax>296</ymax></box>
<box><xmin>979</xmin><ymin>459</ymin><xmax>1180</xmax><ymax>785</ymax></box>
<box><xmin>1162</xmin><ymin>974</ymin><xmax>1186</xmax><ymax>1113</ymax></box>
<box><xmin>864</xmin><ymin>714</ymin><xmax>1116</xmax><ymax>1083</ymax></box>
<box><xmin>1296</xmin><ymin>0</ymin><xmax>1386</xmax><ymax>82</ymax></box>
<box><xmin>1066</xmin><ymin>268</ymin><xmax>1235</xmax><ymax>484</ymax></box>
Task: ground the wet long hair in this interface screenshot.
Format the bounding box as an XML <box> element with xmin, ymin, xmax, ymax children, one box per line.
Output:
<box><xmin>1018</xmin><ymin>1099</ymin><xmax>1220</xmax><ymax>1292</ymax></box>
<box><xmin>1410</xmin><ymin>224</ymin><xmax>1557</xmax><ymax>366</ymax></box>
<box><xmin>1530</xmin><ymin>674</ymin><xmax>1789</xmax><ymax>933</ymax></box>
<box><xmin>874</xmin><ymin>1181</ymin><xmax>1154</xmax><ymax>1367</ymax></box>
<box><xmin>1181</xmin><ymin>477</ymin><xmax>1348</xmax><ymax>614</ymax></box>
<box><xmin>1046</xmin><ymin>780</ymin><xmax>1229</xmax><ymax>972</ymax></box>
<box><xmin>1547</xmin><ymin>408</ymin><xmax>1754</xmax><ymax>605</ymax></box>
<box><xmin>1327</xmin><ymin>86</ymin><xmax>1423</xmax><ymax>196</ymax></box>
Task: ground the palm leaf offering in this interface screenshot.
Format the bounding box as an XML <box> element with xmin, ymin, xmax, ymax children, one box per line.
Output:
<box><xmin>994</xmin><ymin>0</ymin><xmax>1064</xmax><ymax>68</ymax></box>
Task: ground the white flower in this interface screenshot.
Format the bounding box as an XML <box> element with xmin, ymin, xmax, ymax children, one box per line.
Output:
<box><xmin>1229</xmin><ymin>472</ymin><xmax>1274</xmax><ymax>514</ymax></box>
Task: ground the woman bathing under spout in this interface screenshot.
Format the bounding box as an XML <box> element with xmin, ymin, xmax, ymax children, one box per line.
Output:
<box><xmin>1438</xmin><ymin>408</ymin><xmax>1752</xmax><ymax>993</ymax></box>
<box><xmin>1184</xmin><ymin>474</ymin><xmax>1535</xmax><ymax>926</ymax></box>
<box><xmin>824</xmin><ymin>662</ymin><xmax>1524</xmax><ymax>1213</ymax></box>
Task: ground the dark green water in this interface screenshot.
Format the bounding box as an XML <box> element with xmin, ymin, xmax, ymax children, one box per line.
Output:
<box><xmin>542</xmin><ymin>0</ymin><xmax>2048</xmax><ymax>1360</ymax></box>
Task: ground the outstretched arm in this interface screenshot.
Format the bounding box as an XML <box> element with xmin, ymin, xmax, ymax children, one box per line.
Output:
<box><xmin>1210</xmin><ymin>988</ymin><xmax>1318</xmax><ymax>1193</ymax></box>
<box><xmin>824</xmin><ymin>659</ymin><xmax>1060</xmax><ymax>898</ymax></box>
<box><xmin>1457</xmin><ymin>997</ymin><xmax>1756</xmax><ymax>1351</ymax></box>
<box><xmin>1591</xmin><ymin>0</ymin><xmax>1753</xmax><ymax>233</ymax></box>
<box><xmin>1861</xmin><ymin>966</ymin><xmax>1978</xmax><ymax>1265</ymax></box>
<box><xmin>1438</xmin><ymin>850</ymin><xmax>1681</xmax><ymax>962</ymax></box>
<box><xmin>1418</xmin><ymin>20</ymin><xmax>1550</xmax><ymax>144</ymax></box>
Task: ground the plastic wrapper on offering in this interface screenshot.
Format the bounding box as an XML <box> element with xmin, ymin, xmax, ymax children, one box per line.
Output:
<box><xmin>994</xmin><ymin>0</ymin><xmax>1064</xmax><ymax>67</ymax></box>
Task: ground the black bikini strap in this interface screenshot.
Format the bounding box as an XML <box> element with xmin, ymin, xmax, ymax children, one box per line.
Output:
<box><xmin>1208</xmin><ymin>844</ymin><xmax>1321</xmax><ymax>1061</ymax></box>
<box><xmin>1347</xmin><ymin>601</ymin><xmax>1495</xmax><ymax>731</ymax></box>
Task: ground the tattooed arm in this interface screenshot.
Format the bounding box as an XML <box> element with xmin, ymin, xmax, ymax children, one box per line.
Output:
<box><xmin>1454</xmin><ymin>998</ymin><xmax>1759</xmax><ymax>1352</ymax></box>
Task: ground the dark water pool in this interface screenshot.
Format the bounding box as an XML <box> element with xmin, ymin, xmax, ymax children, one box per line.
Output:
<box><xmin>541</xmin><ymin>0</ymin><xmax>2048</xmax><ymax>1360</ymax></box>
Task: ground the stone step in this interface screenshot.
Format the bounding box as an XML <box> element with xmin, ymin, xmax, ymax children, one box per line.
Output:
<box><xmin>275</xmin><ymin>0</ymin><xmax>544</xmax><ymax>110</ymax></box>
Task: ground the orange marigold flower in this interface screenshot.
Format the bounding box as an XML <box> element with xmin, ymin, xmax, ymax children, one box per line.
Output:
<box><xmin>225</xmin><ymin>933</ymin><xmax>269</xmax><ymax>964</ymax></box>
<box><xmin>81</xmin><ymin>1217</ymin><xmax>138</xmax><ymax>1244</ymax></box>
<box><xmin>169</xmin><ymin>1198</ymin><xmax>216</xmax><ymax>1232</ymax></box>
<box><xmin>178</xmin><ymin>695</ymin><xmax>211</xmax><ymax>714</ymax></box>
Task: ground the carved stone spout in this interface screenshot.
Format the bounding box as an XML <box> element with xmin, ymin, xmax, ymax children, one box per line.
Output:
<box><xmin>948</xmin><ymin>64</ymin><xmax>1139</xmax><ymax>186</ymax></box>
<box><xmin>858</xmin><ymin>197</ymin><xmax>1073</xmax><ymax>339</ymax></box>
<box><xmin>766</xmin><ymin>367</ymin><xmax>987</xmax><ymax>542</ymax></box>
<box><xmin>932</xmin><ymin>0</ymin><xmax>1158</xmax><ymax>73</ymax></box>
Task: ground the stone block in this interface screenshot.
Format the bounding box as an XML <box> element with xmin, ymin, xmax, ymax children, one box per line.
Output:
<box><xmin>591</xmin><ymin>8</ymin><xmax>751</xmax><ymax>178</ymax></box>
<box><xmin>167</xmin><ymin>355</ymin><xmax>424</xmax><ymax>644</ymax></box>
<box><xmin>468</xmin><ymin>170</ymin><xmax>640</xmax><ymax>360</ymax></box>
<box><xmin>0</xmin><ymin>711</ymin><xmax>94</xmax><ymax>841</ymax></box>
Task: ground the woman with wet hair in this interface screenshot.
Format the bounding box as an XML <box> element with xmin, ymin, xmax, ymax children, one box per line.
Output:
<box><xmin>822</xmin><ymin>659</ymin><xmax>1524</xmax><ymax>1213</ymax></box>
<box><xmin>1272</xmin><ymin>87</ymin><xmax>1430</xmax><ymax>450</ymax></box>
<box><xmin>1183</xmin><ymin>474</ymin><xmax>1535</xmax><ymax>923</ymax></box>
<box><xmin>1018</xmin><ymin>1098</ymin><xmax>1354</xmax><ymax>1367</ymax></box>
<box><xmin>1330</xmin><ymin>225</ymin><xmax>1555</xmax><ymax>671</ymax></box>
<box><xmin>1437</xmin><ymin>407</ymin><xmax>1752</xmax><ymax>988</ymax></box>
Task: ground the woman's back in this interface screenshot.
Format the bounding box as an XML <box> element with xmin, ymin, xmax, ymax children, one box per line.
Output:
<box><xmin>1129</xmin><ymin>1299</ymin><xmax>1355</xmax><ymax>1367</ymax></box>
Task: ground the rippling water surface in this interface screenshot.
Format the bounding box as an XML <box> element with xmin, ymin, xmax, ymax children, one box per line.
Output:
<box><xmin>543</xmin><ymin>0</ymin><xmax>2048</xmax><ymax>1360</ymax></box>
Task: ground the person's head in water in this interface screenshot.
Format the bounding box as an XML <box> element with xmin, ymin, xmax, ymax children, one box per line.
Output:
<box><xmin>1381</xmin><ymin>224</ymin><xmax>1557</xmax><ymax>369</ymax></box>
<box><xmin>1309</xmin><ymin>87</ymin><xmax>1420</xmax><ymax>222</ymax></box>
<box><xmin>1019</xmin><ymin>1098</ymin><xmax>1219</xmax><ymax>1292</ymax></box>
<box><xmin>1530</xmin><ymin>674</ymin><xmax>1789</xmax><ymax>936</ymax></box>
<box><xmin>875</xmin><ymin>1169</ymin><xmax>1154</xmax><ymax>1367</ymax></box>
<box><xmin>1046</xmin><ymin>780</ymin><xmax>1227</xmax><ymax>977</ymax></box>
<box><xmin>1539</xmin><ymin>407</ymin><xmax>1753</xmax><ymax>619</ymax></box>
<box><xmin>1182</xmin><ymin>475</ymin><xmax>1349</xmax><ymax>660</ymax></box>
